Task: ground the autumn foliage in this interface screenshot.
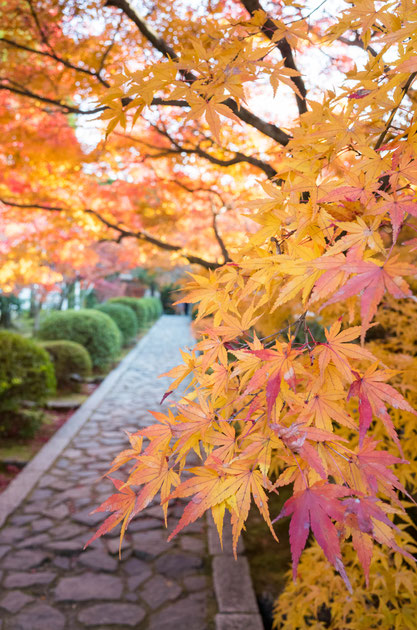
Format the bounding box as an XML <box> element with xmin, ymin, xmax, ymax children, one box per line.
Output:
<box><xmin>2</xmin><ymin>0</ymin><xmax>417</xmax><ymax>613</ymax></box>
<box><xmin>79</xmin><ymin>0</ymin><xmax>417</xmax><ymax>597</ymax></box>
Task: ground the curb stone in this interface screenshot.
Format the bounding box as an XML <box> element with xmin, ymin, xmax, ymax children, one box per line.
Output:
<box><xmin>208</xmin><ymin>515</ymin><xmax>264</xmax><ymax>630</ymax></box>
<box><xmin>0</xmin><ymin>324</ymin><xmax>157</xmax><ymax>528</ymax></box>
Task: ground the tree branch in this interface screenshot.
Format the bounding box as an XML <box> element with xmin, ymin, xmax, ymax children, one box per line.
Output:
<box><xmin>0</xmin><ymin>198</ymin><xmax>222</xmax><ymax>270</ymax></box>
<box><xmin>104</xmin><ymin>0</ymin><xmax>291</xmax><ymax>145</ymax></box>
<box><xmin>153</xmin><ymin>124</ymin><xmax>278</xmax><ymax>179</ymax></box>
<box><xmin>374</xmin><ymin>72</ymin><xmax>417</xmax><ymax>150</ymax></box>
<box><xmin>0</xmin><ymin>37</ymin><xmax>110</xmax><ymax>87</ymax></box>
<box><xmin>239</xmin><ymin>0</ymin><xmax>308</xmax><ymax>116</ymax></box>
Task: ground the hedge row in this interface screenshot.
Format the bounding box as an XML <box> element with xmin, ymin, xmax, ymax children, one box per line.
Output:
<box><xmin>108</xmin><ymin>296</ymin><xmax>162</xmax><ymax>328</ymax></box>
<box><xmin>93</xmin><ymin>302</ymin><xmax>138</xmax><ymax>346</ymax></box>
<box><xmin>38</xmin><ymin>309</ymin><xmax>121</xmax><ymax>369</ymax></box>
<box><xmin>0</xmin><ymin>296</ymin><xmax>162</xmax><ymax>438</ymax></box>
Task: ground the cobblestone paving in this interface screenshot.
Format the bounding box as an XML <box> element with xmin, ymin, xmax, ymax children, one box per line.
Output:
<box><xmin>0</xmin><ymin>316</ymin><xmax>216</xmax><ymax>630</ymax></box>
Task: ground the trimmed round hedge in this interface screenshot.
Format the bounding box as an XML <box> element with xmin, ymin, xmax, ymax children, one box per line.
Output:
<box><xmin>141</xmin><ymin>297</ymin><xmax>162</xmax><ymax>320</ymax></box>
<box><xmin>107</xmin><ymin>297</ymin><xmax>149</xmax><ymax>329</ymax></box>
<box><xmin>94</xmin><ymin>302</ymin><xmax>138</xmax><ymax>346</ymax></box>
<box><xmin>38</xmin><ymin>309</ymin><xmax>121</xmax><ymax>368</ymax></box>
<box><xmin>41</xmin><ymin>340</ymin><xmax>92</xmax><ymax>391</ymax></box>
<box><xmin>0</xmin><ymin>331</ymin><xmax>56</xmax><ymax>437</ymax></box>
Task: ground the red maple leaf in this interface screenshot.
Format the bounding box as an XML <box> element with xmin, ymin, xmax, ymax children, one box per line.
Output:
<box><xmin>274</xmin><ymin>482</ymin><xmax>353</xmax><ymax>590</ymax></box>
<box><xmin>348</xmin><ymin>365</ymin><xmax>417</xmax><ymax>449</ymax></box>
<box><xmin>323</xmin><ymin>255</ymin><xmax>415</xmax><ymax>338</ymax></box>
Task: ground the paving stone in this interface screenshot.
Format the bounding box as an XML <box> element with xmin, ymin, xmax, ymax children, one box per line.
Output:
<box><xmin>18</xmin><ymin>534</ymin><xmax>50</xmax><ymax>549</ymax></box>
<box><xmin>71</xmin><ymin>508</ymin><xmax>104</xmax><ymax>526</ymax></box>
<box><xmin>0</xmin><ymin>590</ymin><xmax>34</xmax><ymax>613</ymax></box>
<box><xmin>122</xmin><ymin>557</ymin><xmax>152</xmax><ymax>579</ymax></box>
<box><xmin>155</xmin><ymin>553</ymin><xmax>203</xmax><ymax>578</ymax></box>
<box><xmin>9</xmin><ymin>515</ymin><xmax>34</xmax><ymax>526</ymax></box>
<box><xmin>127</xmin><ymin>517</ymin><xmax>162</xmax><ymax>532</ymax></box>
<box><xmin>213</xmin><ymin>556</ymin><xmax>258</xmax><ymax>614</ymax></box>
<box><xmin>78</xmin><ymin>549</ymin><xmax>118</xmax><ymax>572</ymax></box>
<box><xmin>131</xmin><ymin>529</ymin><xmax>170</xmax><ymax>556</ymax></box>
<box><xmin>44</xmin><ymin>505</ymin><xmax>69</xmax><ymax>520</ymax></box>
<box><xmin>52</xmin><ymin>556</ymin><xmax>71</xmax><ymax>570</ymax></box>
<box><xmin>183</xmin><ymin>575</ymin><xmax>207</xmax><ymax>592</ymax></box>
<box><xmin>0</xmin><ymin>527</ymin><xmax>27</xmax><ymax>544</ymax></box>
<box><xmin>2</xmin><ymin>550</ymin><xmax>48</xmax><ymax>571</ymax></box>
<box><xmin>14</xmin><ymin>603</ymin><xmax>65</xmax><ymax>630</ymax></box>
<box><xmin>32</xmin><ymin>518</ymin><xmax>53</xmax><ymax>533</ymax></box>
<box><xmin>180</xmin><ymin>535</ymin><xmax>206</xmax><ymax>553</ymax></box>
<box><xmin>4</xmin><ymin>572</ymin><xmax>56</xmax><ymax>588</ymax></box>
<box><xmin>140</xmin><ymin>574</ymin><xmax>182</xmax><ymax>609</ymax></box>
<box><xmin>127</xmin><ymin>573</ymin><xmax>152</xmax><ymax>592</ymax></box>
<box><xmin>215</xmin><ymin>613</ymin><xmax>264</xmax><ymax>630</ymax></box>
<box><xmin>55</xmin><ymin>458</ymin><xmax>71</xmax><ymax>469</ymax></box>
<box><xmin>30</xmin><ymin>488</ymin><xmax>53</xmax><ymax>500</ymax></box>
<box><xmin>106</xmin><ymin>537</ymin><xmax>131</xmax><ymax>555</ymax></box>
<box><xmin>0</xmin><ymin>546</ymin><xmax>9</xmax><ymax>559</ymax></box>
<box><xmin>147</xmin><ymin>593</ymin><xmax>207</xmax><ymax>630</ymax></box>
<box><xmin>78</xmin><ymin>603</ymin><xmax>146</xmax><ymax>627</ymax></box>
<box><xmin>54</xmin><ymin>573</ymin><xmax>123</xmax><ymax>602</ymax></box>
<box><xmin>64</xmin><ymin>448</ymin><xmax>83</xmax><ymax>459</ymax></box>
<box><xmin>45</xmin><ymin>540</ymin><xmax>83</xmax><ymax>555</ymax></box>
<box><xmin>144</xmin><ymin>506</ymin><xmax>165</xmax><ymax>520</ymax></box>
<box><xmin>50</xmin><ymin>523</ymin><xmax>84</xmax><ymax>539</ymax></box>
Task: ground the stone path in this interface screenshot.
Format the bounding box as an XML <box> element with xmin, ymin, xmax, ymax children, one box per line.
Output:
<box><xmin>0</xmin><ymin>316</ymin><xmax>218</xmax><ymax>630</ymax></box>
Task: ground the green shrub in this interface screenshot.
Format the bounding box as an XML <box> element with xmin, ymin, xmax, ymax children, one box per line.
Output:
<box><xmin>108</xmin><ymin>297</ymin><xmax>149</xmax><ymax>329</ymax></box>
<box><xmin>1</xmin><ymin>409</ymin><xmax>44</xmax><ymax>439</ymax></box>
<box><xmin>141</xmin><ymin>297</ymin><xmax>162</xmax><ymax>320</ymax></box>
<box><xmin>94</xmin><ymin>302</ymin><xmax>138</xmax><ymax>346</ymax></box>
<box><xmin>0</xmin><ymin>331</ymin><xmax>56</xmax><ymax>437</ymax></box>
<box><xmin>140</xmin><ymin>297</ymin><xmax>157</xmax><ymax>321</ymax></box>
<box><xmin>38</xmin><ymin>309</ymin><xmax>121</xmax><ymax>368</ymax></box>
<box><xmin>41</xmin><ymin>340</ymin><xmax>92</xmax><ymax>391</ymax></box>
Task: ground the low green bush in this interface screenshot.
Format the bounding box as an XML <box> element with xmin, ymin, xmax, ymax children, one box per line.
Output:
<box><xmin>140</xmin><ymin>297</ymin><xmax>157</xmax><ymax>321</ymax></box>
<box><xmin>108</xmin><ymin>297</ymin><xmax>149</xmax><ymax>329</ymax></box>
<box><xmin>0</xmin><ymin>331</ymin><xmax>56</xmax><ymax>437</ymax></box>
<box><xmin>41</xmin><ymin>340</ymin><xmax>92</xmax><ymax>391</ymax></box>
<box><xmin>141</xmin><ymin>297</ymin><xmax>162</xmax><ymax>320</ymax></box>
<box><xmin>94</xmin><ymin>302</ymin><xmax>138</xmax><ymax>346</ymax></box>
<box><xmin>38</xmin><ymin>309</ymin><xmax>121</xmax><ymax>368</ymax></box>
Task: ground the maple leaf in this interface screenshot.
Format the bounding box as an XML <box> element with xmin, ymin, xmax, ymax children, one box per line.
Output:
<box><xmin>374</xmin><ymin>192</ymin><xmax>417</xmax><ymax>242</ymax></box>
<box><xmin>298</xmin><ymin>386</ymin><xmax>357</xmax><ymax>431</ymax></box>
<box><xmin>342</xmin><ymin>494</ymin><xmax>408</xmax><ymax>586</ymax></box>
<box><xmin>106</xmin><ymin>431</ymin><xmax>143</xmax><ymax>475</ymax></box>
<box><xmin>228</xmin><ymin>458</ymin><xmax>278</xmax><ymax>553</ymax></box>
<box><xmin>348</xmin><ymin>365</ymin><xmax>417</xmax><ymax>449</ymax></box>
<box><xmin>166</xmin><ymin>464</ymin><xmax>242</xmax><ymax>541</ymax></box>
<box><xmin>274</xmin><ymin>482</ymin><xmax>353</xmax><ymax>591</ymax></box>
<box><xmin>312</xmin><ymin>321</ymin><xmax>378</xmax><ymax>383</ymax></box>
<box><xmin>246</xmin><ymin>343</ymin><xmax>300</xmax><ymax>417</ymax></box>
<box><xmin>352</xmin><ymin>438</ymin><xmax>407</xmax><ymax>501</ymax></box>
<box><xmin>84</xmin><ymin>478</ymin><xmax>136</xmax><ymax>554</ymax></box>
<box><xmin>322</xmin><ymin>256</ymin><xmax>415</xmax><ymax>339</ymax></box>
<box><xmin>128</xmin><ymin>454</ymin><xmax>180</xmax><ymax>524</ymax></box>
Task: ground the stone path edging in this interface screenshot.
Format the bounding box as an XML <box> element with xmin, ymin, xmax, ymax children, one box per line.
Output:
<box><xmin>0</xmin><ymin>325</ymin><xmax>157</xmax><ymax>528</ymax></box>
<box><xmin>208</xmin><ymin>516</ymin><xmax>264</xmax><ymax>630</ymax></box>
